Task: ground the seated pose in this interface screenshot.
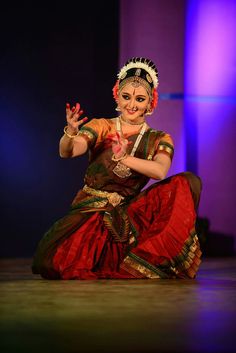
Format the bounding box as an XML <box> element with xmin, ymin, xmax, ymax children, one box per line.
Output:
<box><xmin>32</xmin><ymin>57</ymin><xmax>202</xmax><ymax>279</ymax></box>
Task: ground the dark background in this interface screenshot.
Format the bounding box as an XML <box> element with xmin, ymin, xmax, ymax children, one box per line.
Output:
<box><xmin>1</xmin><ymin>2</ymin><xmax>234</xmax><ymax>259</ymax></box>
<box><xmin>0</xmin><ymin>2</ymin><xmax>119</xmax><ymax>257</ymax></box>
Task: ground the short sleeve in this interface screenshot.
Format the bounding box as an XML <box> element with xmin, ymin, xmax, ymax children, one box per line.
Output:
<box><xmin>155</xmin><ymin>133</ymin><xmax>174</xmax><ymax>160</ymax></box>
<box><xmin>78</xmin><ymin>118</ymin><xmax>110</xmax><ymax>149</ymax></box>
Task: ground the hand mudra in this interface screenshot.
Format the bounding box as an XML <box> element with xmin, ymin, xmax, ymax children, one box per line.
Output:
<box><xmin>66</xmin><ymin>102</ymin><xmax>88</xmax><ymax>134</ymax></box>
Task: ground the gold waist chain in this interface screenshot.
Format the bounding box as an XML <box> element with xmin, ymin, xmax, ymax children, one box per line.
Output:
<box><xmin>82</xmin><ymin>185</ymin><xmax>124</xmax><ymax>207</ymax></box>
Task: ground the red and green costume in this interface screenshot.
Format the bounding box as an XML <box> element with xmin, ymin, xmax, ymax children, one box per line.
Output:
<box><xmin>32</xmin><ymin>118</ymin><xmax>202</xmax><ymax>279</ymax></box>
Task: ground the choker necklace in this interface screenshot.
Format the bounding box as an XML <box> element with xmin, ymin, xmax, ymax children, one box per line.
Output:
<box><xmin>113</xmin><ymin>118</ymin><xmax>147</xmax><ymax>178</ymax></box>
<box><xmin>120</xmin><ymin>115</ymin><xmax>145</xmax><ymax>126</ymax></box>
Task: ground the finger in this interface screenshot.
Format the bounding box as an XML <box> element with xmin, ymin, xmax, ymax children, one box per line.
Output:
<box><xmin>66</xmin><ymin>102</ymin><xmax>70</xmax><ymax>111</ymax></box>
<box><xmin>113</xmin><ymin>145</ymin><xmax>122</xmax><ymax>154</ymax></box>
<box><xmin>75</xmin><ymin>102</ymin><xmax>81</xmax><ymax>111</ymax></box>
<box><xmin>116</xmin><ymin>132</ymin><xmax>122</xmax><ymax>143</ymax></box>
<box><xmin>106</xmin><ymin>134</ymin><xmax>119</xmax><ymax>142</ymax></box>
<box><xmin>66</xmin><ymin>111</ymin><xmax>74</xmax><ymax>121</ymax></box>
<box><xmin>108</xmin><ymin>137</ymin><xmax>119</xmax><ymax>143</ymax></box>
<box><xmin>73</xmin><ymin>110</ymin><xmax>85</xmax><ymax>120</ymax></box>
<box><xmin>77</xmin><ymin>116</ymin><xmax>88</xmax><ymax>127</ymax></box>
<box><xmin>106</xmin><ymin>134</ymin><xmax>115</xmax><ymax>140</ymax></box>
<box><xmin>82</xmin><ymin>116</ymin><xmax>88</xmax><ymax>123</ymax></box>
<box><xmin>74</xmin><ymin>107</ymin><xmax>83</xmax><ymax>115</ymax></box>
<box><xmin>106</xmin><ymin>136</ymin><xmax>116</xmax><ymax>142</ymax></box>
<box><xmin>67</xmin><ymin>111</ymin><xmax>77</xmax><ymax>122</ymax></box>
<box><xmin>71</xmin><ymin>108</ymin><xmax>83</xmax><ymax>119</ymax></box>
<box><xmin>77</xmin><ymin>109</ymin><xmax>84</xmax><ymax>117</ymax></box>
<box><xmin>70</xmin><ymin>108</ymin><xmax>83</xmax><ymax>122</ymax></box>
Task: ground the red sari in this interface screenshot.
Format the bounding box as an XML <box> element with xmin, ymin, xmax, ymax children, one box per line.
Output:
<box><xmin>32</xmin><ymin>118</ymin><xmax>202</xmax><ymax>279</ymax></box>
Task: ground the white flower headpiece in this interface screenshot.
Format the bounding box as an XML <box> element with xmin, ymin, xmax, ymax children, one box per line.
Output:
<box><xmin>118</xmin><ymin>58</ymin><xmax>159</xmax><ymax>88</ymax></box>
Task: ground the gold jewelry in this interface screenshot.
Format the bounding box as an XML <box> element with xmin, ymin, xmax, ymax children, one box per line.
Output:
<box><xmin>63</xmin><ymin>125</ymin><xmax>79</xmax><ymax>138</ymax></box>
<box><xmin>119</xmin><ymin>76</ymin><xmax>152</xmax><ymax>96</ymax></box>
<box><xmin>113</xmin><ymin>162</ymin><xmax>132</xmax><ymax>178</ymax></box>
<box><xmin>112</xmin><ymin>117</ymin><xmax>147</xmax><ymax>178</ymax></box>
<box><xmin>118</xmin><ymin>58</ymin><xmax>159</xmax><ymax>88</ymax></box>
<box><xmin>83</xmin><ymin>185</ymin><xmax>124</xmax><ymax>207</ymax></box>
<box><xmin>145</xmin><ymin>109</ymin><xmax>153</xmax><ymax>116</ymax></box>
<box><xmin>120</xmin><ymin>115</ymin><xmax>145</xmax><ymax>126</ymax></box>
<box><xmin>111</xmin><ymin>153</ymin><xmax>128</xmax><ymax>162</ymax></box>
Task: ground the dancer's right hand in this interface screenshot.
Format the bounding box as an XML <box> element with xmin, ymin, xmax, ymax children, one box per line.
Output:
<box><xmin>66</xmin><ymin>102</ymin><xmax>88</xmax><ymax>134</ymax></box>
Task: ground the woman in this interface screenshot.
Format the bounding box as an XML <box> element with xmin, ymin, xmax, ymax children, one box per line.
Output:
<box><xmin>32</xmin><ymin>57</ymin><xmax>202</xmax><ymax>279</ymax></box>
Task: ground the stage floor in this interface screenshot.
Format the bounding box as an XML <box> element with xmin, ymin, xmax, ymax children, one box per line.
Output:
<box><xmin>1</xmin><ymin>257</ymin><xmax>236</xmax><ymax>353</ymax></box>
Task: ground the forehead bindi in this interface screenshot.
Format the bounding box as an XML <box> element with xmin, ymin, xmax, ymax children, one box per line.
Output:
<box><xmin>122</xmin><ymin>83</ymin><xmax>148</xmax><ymax>97</ymax></box>
<box><xmin>132</xmin><ymin>87</ymin><xmax>148</xmax><ymax>97</ymax></box>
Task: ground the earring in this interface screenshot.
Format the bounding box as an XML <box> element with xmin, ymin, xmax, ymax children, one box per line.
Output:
<box><xmin>115</xmin><ymin>106</ymin><xmax>121</xmax><ymax>111</ymax></box>
<box><xmin>145</xmin><ymin>108</ymin><xmax>153</xmax><ymax>116</ymax></box>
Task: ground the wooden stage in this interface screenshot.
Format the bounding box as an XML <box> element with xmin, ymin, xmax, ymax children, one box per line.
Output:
<box><xmin>0</xmin><ymin>257</ymin><xmax>236</xmax><ymax>353</ymax></box>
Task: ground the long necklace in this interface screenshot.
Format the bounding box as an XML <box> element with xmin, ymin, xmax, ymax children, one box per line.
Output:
<box><xmin>112</xmin><ymin>117</ymin><xmax>147</xmax><ymax>178</ymax></box>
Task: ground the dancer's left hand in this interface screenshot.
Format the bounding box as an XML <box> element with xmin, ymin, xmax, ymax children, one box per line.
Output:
<box><xmin>107</xmin><ymin>132</ymin><xmax>130</xmax><ymax>159</ymax></box>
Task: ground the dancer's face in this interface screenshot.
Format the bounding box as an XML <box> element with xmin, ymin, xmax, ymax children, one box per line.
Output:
<box><xmin>118</xmin><ymin>83</ymin><xmax>150</xmax><ymax>123</ymax></box>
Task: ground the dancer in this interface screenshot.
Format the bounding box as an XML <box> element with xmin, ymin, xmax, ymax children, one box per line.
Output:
<box><xmin>32</xmin><ymin>57</ymin><xmax>202</xmax><ymax>279</ymax></box>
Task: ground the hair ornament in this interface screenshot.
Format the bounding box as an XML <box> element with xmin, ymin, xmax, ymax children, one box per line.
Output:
<box><xmin>118</xmin><ymin>57</ymin><xmax>159</xmax><ymax>88</ymax></box>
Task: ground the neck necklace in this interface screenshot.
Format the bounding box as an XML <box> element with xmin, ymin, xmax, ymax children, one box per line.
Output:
<box><xmin>112</xmin><ymin>117</ymin><xmax>147</xmax><ymax>178</ymax></box>
<box><xmin>120</xmin><ymin>115</ymin><xmax>145</xmax><ymax>126</ymax></box>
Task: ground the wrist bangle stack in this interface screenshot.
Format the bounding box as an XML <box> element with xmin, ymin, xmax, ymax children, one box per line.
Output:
<box><xmin>111</xmin><ymin>153</ymin><xmax>128</xmax><ymax>162</ymax></box>
<box><xmin>63</xmin><ymin>126</ymin><xmax>79</xmax><ymax>138</ymax></box>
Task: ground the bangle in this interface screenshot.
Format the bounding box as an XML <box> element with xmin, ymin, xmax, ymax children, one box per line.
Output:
<box><xmin>63</xmin><ymin>126</ymin><xmax>79</xmax><ymax>138</ymax></box>
<box><xmin>111</xmin><ymin>153</ymin><xmax>128</xmax><ymax>162</ymax></box>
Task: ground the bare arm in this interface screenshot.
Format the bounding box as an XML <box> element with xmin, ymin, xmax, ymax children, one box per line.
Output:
<box><xmin>59</xmin><ymin>102</ymin><xmax>89</xmax><ymax>158</ymax></box>
<box><xmin>110</xmin><ymin>131</ymin><xmax>172</xmax><ymax>180</ymax></box>
<box><xmin>59</xmin><ymin>134</ymin><xmax>88</xmax><ymax>158</ymax></box>
<box><xmin>121</xmin><ymin>153</ymin><xmax>171</xmax><ymax>180</ymax></box>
